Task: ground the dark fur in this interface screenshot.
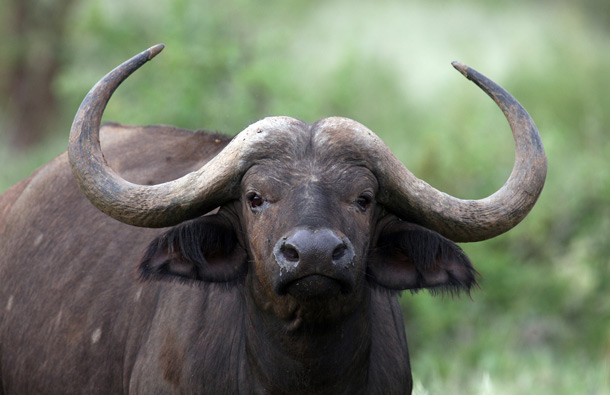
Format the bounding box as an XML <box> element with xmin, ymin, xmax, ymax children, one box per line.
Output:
<box><xmin>0</xmin><ymin>124</ymin><xmax>476</xmax><ymax>394</ymax></box>
<box><xmin>368</xmin><ymin>220</ymin><xmax>478</xmax><ymax>296</ymax></box>
<box><xmin>140</xmin><ymin>215</ymin><xmax>248</xmax><ymax>284</ymax></box>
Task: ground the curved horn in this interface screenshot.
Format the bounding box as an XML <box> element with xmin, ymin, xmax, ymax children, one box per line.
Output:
<box><xmin>374</xmin><ymin>62</ymin><xmax>547</xmax><ymax>242</ymax></box>
<box><xmin>69</xmin><ymin>45</ymin><xmax>297</xmax><ymax>228</ymax></box>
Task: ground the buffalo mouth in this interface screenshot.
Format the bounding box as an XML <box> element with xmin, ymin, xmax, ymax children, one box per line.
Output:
<box><xmin>277</xmin><ymin>273</ymin><xmax>354</xmax><ymax>300</ymax></box>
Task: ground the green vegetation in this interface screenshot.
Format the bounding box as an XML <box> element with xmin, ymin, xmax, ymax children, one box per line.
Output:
<box><xmin>1</xmin><ymin>0</ymin><xmax>608</xmax><ymax>393</ymax></box>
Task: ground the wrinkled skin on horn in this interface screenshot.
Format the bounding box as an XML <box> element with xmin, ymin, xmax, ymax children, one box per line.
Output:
<box><xmin>69</xmin><ymin>45</ymin><xmax>546</xmax><ymax>242</ymax></box>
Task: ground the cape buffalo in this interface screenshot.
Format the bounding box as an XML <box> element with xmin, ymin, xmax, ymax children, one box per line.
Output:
<box><xmin>0</xmin><ymin>45</ymin><xmax>546</xmax><ymax>394</ymax></box>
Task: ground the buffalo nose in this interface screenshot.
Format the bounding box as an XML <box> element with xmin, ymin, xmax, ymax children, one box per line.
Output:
<box><xmin>273</xmin><ymin>229</ymin><xmax>355</xmax><ymax>271</ymax></box>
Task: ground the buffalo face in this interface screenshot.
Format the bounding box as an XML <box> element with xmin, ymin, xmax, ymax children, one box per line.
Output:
<box><xmin>239</xmin><ymin>126</ymin><xmax>381</xmax><ymax>325</ymax></box>
<box><xmin>140</xmin><ymin>118</ymin><xmax>480</xmax><ymax>331</ymax></box>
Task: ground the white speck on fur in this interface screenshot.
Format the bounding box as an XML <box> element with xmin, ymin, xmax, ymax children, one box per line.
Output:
<box><xmin>6</xmin><ymin>295</ymin><xmax>14</xmax><ymax>311</ymax></box>
<box><xmin>135</xmin><ymin>287</ymin><xmax>142</xmax><ymax>302</ymax></box>
<box><xmin>33</xmin><ymin>233</ymin><xmax>44</xmax><ymax>247</ymax></box>
<box><xmin>54</xmin><ymin>309</ymin><xmax>63</xmax><ymax>328</ymax></box>
<box><xmin>91</xmin><ymin>328</ymin><xmax>102</xmax><ymax>344</ymax></box>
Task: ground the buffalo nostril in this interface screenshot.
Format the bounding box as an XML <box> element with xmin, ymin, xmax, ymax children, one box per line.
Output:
<box><xmin>332</xmin><ymin>244</ymin><xmax>347</xmax><ymax>261</ymax></box>
<box><xmin>274</xmin><ymin>229</ymin><xmax>355</xmax><ymax>272</ymax></box>
<box><xmin>282</xmin><ymin>245</ymin><xmax>300</xmax><ymax>262</ymax></box>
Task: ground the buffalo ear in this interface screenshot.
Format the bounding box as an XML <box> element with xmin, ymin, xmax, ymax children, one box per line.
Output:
<box><xmin>140</xmin><ymin>214</ymin><xmax>247</xmax><ymax>283</ymax></box>
<box><xmin>367</xmin><ymin>220</ymin><xmax>477</xmax><ymax>294</ymax></box>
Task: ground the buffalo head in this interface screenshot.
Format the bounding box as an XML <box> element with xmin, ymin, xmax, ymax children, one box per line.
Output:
<box><xmin>67</xmin><ymin>45</ymin><xmax>546</xmax><ymax>390</ymax></box>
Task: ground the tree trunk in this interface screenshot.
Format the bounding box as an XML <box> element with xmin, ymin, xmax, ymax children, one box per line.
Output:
<box><xmin>0</xmin><ymin>0</ymin><xmax>75</xmax><ymax>149</ymax></box>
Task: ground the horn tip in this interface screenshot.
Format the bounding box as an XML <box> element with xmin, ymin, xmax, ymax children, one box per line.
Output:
<box><xmin>451</xmin><ymin>61</ymin><xmax>469</xmax><ymax>78</ymax></box>
<box><xmin>147</xmin><ymin>44</ymin><xmax>165</xmax><ymax>60</ymax></box>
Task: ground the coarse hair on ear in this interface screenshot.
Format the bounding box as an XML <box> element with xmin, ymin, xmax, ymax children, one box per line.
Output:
<box><xmin>140</xmin><ymin>214</ymin><xmax>247</xmax><ymax>284</ymax></box>
<box><xmin>367</xmin><ymin>218</ymin><xmax>478</xmax><ymax>296</ymax></box>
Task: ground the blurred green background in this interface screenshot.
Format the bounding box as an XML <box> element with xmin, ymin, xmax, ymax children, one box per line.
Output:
<box><xmin>1</xmin><ymin>0</ymin><xmax>609</xmax><ymax>393</ymax></box>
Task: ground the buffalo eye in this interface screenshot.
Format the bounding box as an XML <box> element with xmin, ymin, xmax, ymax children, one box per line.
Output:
<box><xmin>247</xmin><ymin>193</ymin><xmax>265</xmax><ymax>210</ymax></box>
<box><xmin>355</xmin><ymin>195</ymin><xmax>372</xmax><ymax>211</ymax></box>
